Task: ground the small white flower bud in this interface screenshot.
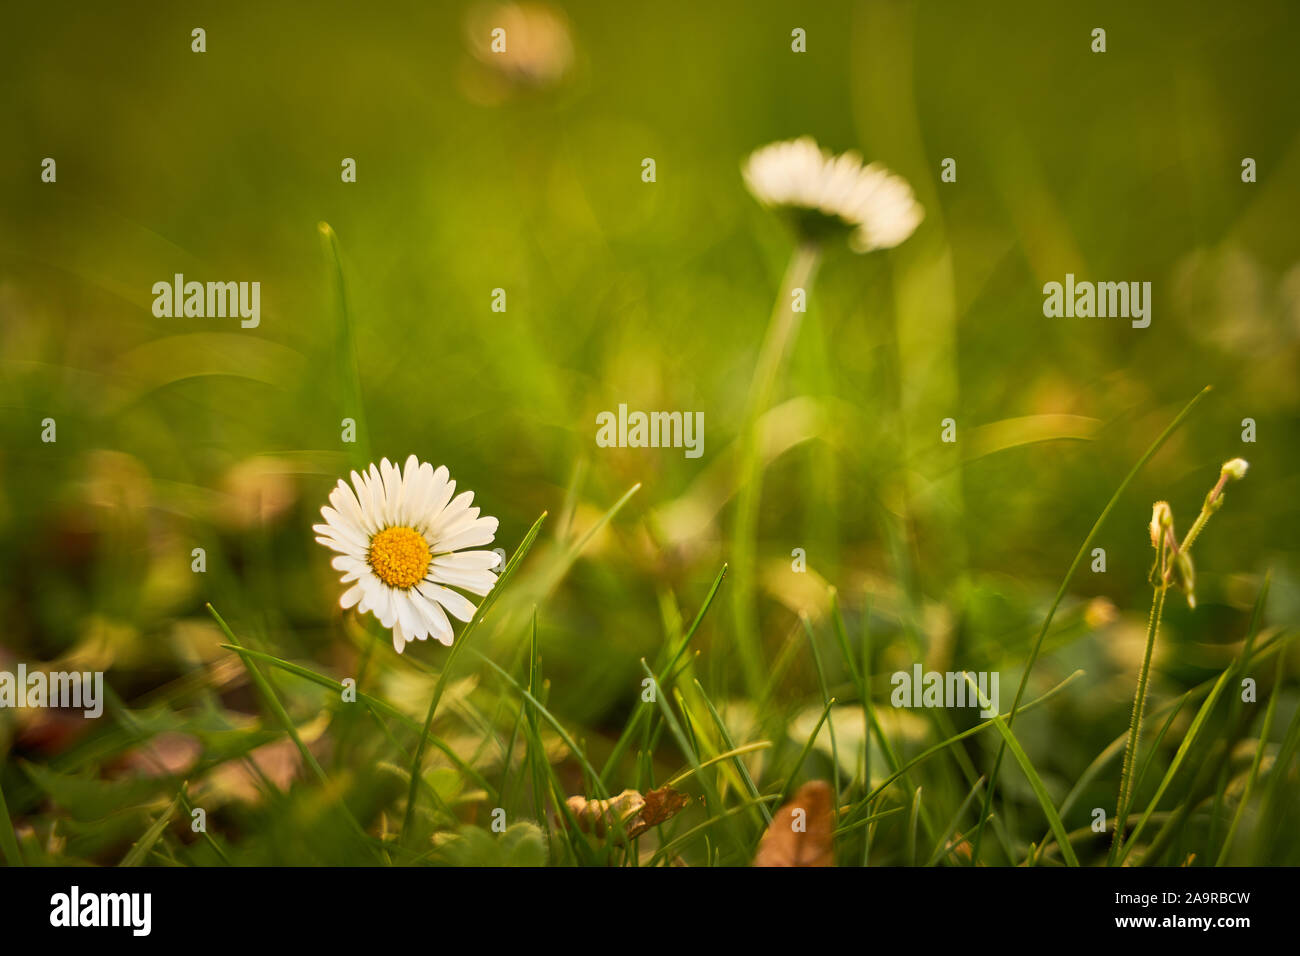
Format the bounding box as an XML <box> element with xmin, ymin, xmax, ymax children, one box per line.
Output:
<box><xmin>1220</xmin><ymin>458</ymin><xmax>1249</xmax><ymax>481</ymax></box>
<box><xmin>1149</xmin><ymin>501</ymin><xmax>1173</xmax><ymax>549</ymax></box>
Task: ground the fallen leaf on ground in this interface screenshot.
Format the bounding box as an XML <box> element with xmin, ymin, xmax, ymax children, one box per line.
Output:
<box><xmin>562</xmin><ymin>785</ymin><xmax>692</xmax><ymax>842</ymax></box>
<box><xmin>754</xmin><ymin>780</ymin><xmax>834</xmax><ymax>867</ymax></box>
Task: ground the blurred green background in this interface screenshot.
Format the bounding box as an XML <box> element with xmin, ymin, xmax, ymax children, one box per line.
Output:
<box><xmin>1</xmin><ymin>0</ymin><xmax>1298</xmax><ymax>865</ymax></box>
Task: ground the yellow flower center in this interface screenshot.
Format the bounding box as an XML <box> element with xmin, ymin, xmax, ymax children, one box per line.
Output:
<box><xmin>367</xmin><ymin>526</ymin><xmax>431</xmax><ymax>590</ymax></box>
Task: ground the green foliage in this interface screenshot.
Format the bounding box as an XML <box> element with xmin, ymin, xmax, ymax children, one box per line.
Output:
<box><xmin>1</xmin><ymin>0</ymin><xmax>1298</xmax><ymax>867</ymax></box>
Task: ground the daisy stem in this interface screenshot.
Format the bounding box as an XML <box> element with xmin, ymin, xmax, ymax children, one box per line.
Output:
<box><xmin>730</xmin><ymin>239</ymin><xmax>822</xmax><ymax>699</ymax></box>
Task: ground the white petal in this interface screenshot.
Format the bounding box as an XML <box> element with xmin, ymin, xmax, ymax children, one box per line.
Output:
<box><xmin>418</xmin><ymin>582</ymin><xmax>478</xmax><ymax>622</ymax></box>
<box><xmin>317</xmin><ymin>504</ymin><xmax>367</xmax><ymax>544</ymax></box>
<box><xmin>371</xmin><ymin>585</ymin><xmax>396</xmax><ymax>629</ymax></box>
<box><xmin>436</xmin><ymin>517</ymin><xmax>499</xmax><ymax>553</ymax></box>
<box><xmin>419</xmin><ymin>595</ymin><xmax>454</xmax><ymax>645</ymax></box>
<box><xmin>345</xmin><ymin>470</ymin><xmax>375</xmax><ymax>533</ymax></box>
<box><xmin>437</xmin><ymin>549</ymin><xmax>503</xmax><ymax>571</ymax></box>
<box><xmin>328</xmin><ymin>480</ymin><xmax>369</xmax><ymax>535</ymax></box>
<box><xmin>400</xmin><ymin>457</ymin><xmax>431</xmax><ymax>524</ymax></box>
<box><xmin>332</xmin><ymin>555</ymin><xmax>369</xmax><ymax>583</ymax></box>
<box><xmin>428</xmin><ymin>563</ymin><xmax>497</xmax><ymax>596</ymax></box>
<box><xmin>364</xmin><ymin>464</ymin><xmax>387</xmax><ymax>525</ymax></box>
<box><xmin>380</xmin><ymin>459</ymin><xmax>404</xmax><ymax>525</ymax></box>
<box><xmin>394</xmin><ymin>592</ymin><xmax>426</xmax><ymax>642</ymax></box>
<box><xmin>314</xmin><ymin>531</ymin><xmax>364</xmax><ymax>557</ymax></box>
<box><xmin>424</xmin><ymin>466</ymin><xmax>454</xmax><ymax>522</ymax></box>
<box><xmin>429</xmin><ymin>490</ymin><xmax>475</xmax><ymax>535</ymax></box>
<box><xmin>435</xmin><ymin>505</ymin><xmax>482</xmax><ymax>541</ymax></box>
<box><xmin>407</xmin><ymin>588</ymin><xmax>452</xmax><ymax>644</ymax></box>
<box><xmin>415</xmin><ymin>462</ymin><xmax>439</xmax><ymax>515</ymax></box>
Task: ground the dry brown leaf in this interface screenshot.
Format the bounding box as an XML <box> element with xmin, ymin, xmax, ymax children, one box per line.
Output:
<box><xmin>753</xmin><ymin>780</ymin><xmax>834</xmax><ymax>867</ymax></box>
<box><xmin>562</xmin><ymin>785</ymin><xmax>691</xmax><ymax>842</ymax></box>
<box><xmin>205</xmin><ymin>737</ymin><xmax>305</xmax><ymax>804</ymax></box>
<box><xmin>626</xmin><ymin>785</ymin><xmax>692</xmax><ymax>839</ymax></box>
<box><xmin>115</xmin><ymin>732</ymin><xmax>202</xmax><ymax>778</ymax></box>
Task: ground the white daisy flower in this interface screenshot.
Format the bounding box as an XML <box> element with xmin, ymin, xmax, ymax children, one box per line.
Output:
<box><xmin>313</xmin><ymin>455</ymin><xmax>500</xmax><ymax>654</ymax></box>
<box><xmin>742</xmin><ymin>136</ymin><xmax>924</xmax><ymax>252</ymax></box>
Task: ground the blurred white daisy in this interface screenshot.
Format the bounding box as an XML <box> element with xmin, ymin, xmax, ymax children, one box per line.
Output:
<box><xmin>314</xmin><ymin>456</ymin><xmax>500</xmax><ymax>653</ymax></box>
<box><xmin>742</xmin><ymin>136</ymin><xmax>923</xmax><ymax>252</ymax></box>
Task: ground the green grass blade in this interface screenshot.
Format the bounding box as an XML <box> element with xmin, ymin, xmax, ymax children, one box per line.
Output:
<box><xmin>476</xmin><ymin>651</ymin><xmax>608</xmax><ymax>796</ymax></box>
<box><xmin>120</xmin><ymin>789</ymin><xmax>183</xmax><ymax>867</ymax></box>
<box><xmin>842</xmin><ymin>669</ymin><xmax>1084</xmax><ymax>828</ymax></box>
<box><xmin>906</xmin><ymin>786</ymin><xmax>923</xmax><ymax>866</ymax></box>
<box><xmin>1029</xmin><ymin>695</ymin><xmax>1186</xmax><ymax>866</ymax></box>
<box><xmin>599</xmin><ymin>564</ymin><xmax>726</xmax><ymax>783</ymax></box>
<box><xmin>1118</xmin><ymin>668</ymin><xmax>1233</xmax><ymax>863</ymax></box>
<box><xmin>829</xmin><ymin>589</ymin><xmax>871</xmax><ymax>793</ymax></box>
<box><xmin>965</xmin><ymin>673</ymin><xmax>1079</xmax><ymax>866</ymax></box>
<box><xmin>208</xmin><ymin>606</ymin><xmax>329</xmax><ymax>787</ymax></box>
<box><xmin>831</xmin><ymin>804</ymin><xmax>906</xmax><ymax>837</ymax></box>
<box><xmin>1128</xmin><ymin>696</ymin><xmax>1189</xmax><ymax>814</ymax></box>
<box><xmin>691</xmin><ymin>678</ymin><xmax>772</xmax><ymax>824</ymax></box>
<box><xmin>731</xmin><ymin>241</ymin><xmax>823</xmax><ymax>701</ymax></box>
<box><xmin>927</xmin><ymin>776</ymin><xmax>985</xmax><ymax>866</ymax></box>
<box><xmin>400</xmin><ymin>510</ymin><xmax>547</xmax><ymax>844</ymax></box>
<box><xmin>637</xmin><ymin>660</ymin><xmax>739</xmax><ymax>854</ymax></box>
<box><xmin>780</xmin><ymin>696</ymin><xmax>835</xmax><ymax>804</ymax></box>
<box><xmin>218</xmin><ymin>642</ymin><xmax>496</xmax><ymax>798</ymax></box>
<box><xmin>208</xmin><ymin>604</ymin><xmax>378</xmax><ymax>855</ymax></box>
<box><xmin>0</xmin><ymin>772</ymin><xmax>24</xmax><ymax>866</ymax></box>
<box><xmin>666</xmin><ymin>742</ymin><xmax>772</xmax><ymax>788</ymax></box>
<box><xmin>1216</xmin><ymin>654</ymin><xmax>1283</xmax><ymax>865</ymax></box>
<box><xmin>525</xmin><ymin>609</ymin><xmax>548</xmax><ymax>834</ymax></box>
<box><xmin>801</xmin><ymin>614</ymin><xmax>840</xmax><ymax>821</ymax></box>
<box><xmin>317</xmin><ymin>221</ymin><xmax>371</xmax><ymax>470</ymax></box>
<box><xmin>973</xmin><ymin>385</ymin><xmax>1212</xmax><ymax>862</ymax></box>
<box><xmin>1251</xmin><ymin>667</ymin><xmax>1300</xmax><ymax>862</ymax></box>
<box><xmin>536</xmin><ymin>483</ymin><xmax>641</xmax><ymax>598</ymax></box>
<box><xmin>650</xmin><ymin>794</ymin><xmax>784</xmax><ymax>865</ymax></box>
<box><xmin>474</xmin><ymin>647</ymin><xmax>632</xmax><ymax>856</ymax></box>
